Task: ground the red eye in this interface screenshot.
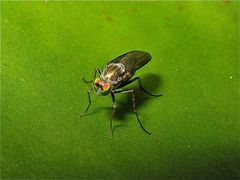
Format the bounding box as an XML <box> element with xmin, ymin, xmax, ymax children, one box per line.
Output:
<box><xmin>95</xmin><ymin>79</ymin><xmax>100</xmax><ymax>85</ymax></box>
<box><xmin>102</xmin><ymin>83</ymin><xmax>110</xmax><ymax>90</ymax></box>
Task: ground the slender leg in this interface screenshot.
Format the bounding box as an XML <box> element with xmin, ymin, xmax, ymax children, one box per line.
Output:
<box><xmin>82</xmin><ymin>68</ymin><xmax>101</xmax><ymax>84</ymax></box>
<box><xmin>80</xmin><ymin>89</ymin><xmax>92</xmax><ymax>116</ymax></box>
<box><xmin>118</xmin><ymin>77</ymin><xmax>162</xmax><ymax>97</ymax></box>
<box><xmin>109</xmin><ymin>92</ymin><xmax>116</xmax><ymax>138</ymax></box>
<box><xmin>113</xmin><ymin>89</ymin><xmax>151</xmax><ymax>135</ymax></box>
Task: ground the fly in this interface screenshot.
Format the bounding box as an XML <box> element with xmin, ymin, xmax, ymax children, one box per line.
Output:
<box><xmin>81</xmin><ymin>50</ymin><xmax>162</xmax><ymax>138</ymax></box>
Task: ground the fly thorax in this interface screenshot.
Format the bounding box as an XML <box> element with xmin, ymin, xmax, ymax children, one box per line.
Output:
<box><xmin>115</xmin><ymin>63</ymin><xmax>125</xmax><ymax>73</ymax></box>
<box><xmin>102</xmin><ymin>63</ymin><xmax>125</xmax><ymax>84</ymax></box>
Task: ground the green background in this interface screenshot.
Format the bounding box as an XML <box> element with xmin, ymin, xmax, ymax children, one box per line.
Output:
<box><xmin>1</xmin><ymin>1</ymin><xmax>239</xmax><ymax>179</ymax></box>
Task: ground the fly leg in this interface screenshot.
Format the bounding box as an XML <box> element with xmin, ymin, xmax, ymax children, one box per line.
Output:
<box><xmin>113</xmin><ymin>89</ymin><xmax>151</xmax><ymax>135</ymax></box>
<box><xmin>82</xmin><ymin>68</ymin><xmax>101</xmax><ymax>84</ymax></box>
<box><xmin>118</xmin><ymin>77</ymin><xmax>162</xmax><ymax>97</ymax></box>
<box><xmin>80</xmin><ymin>89</ymin><xmax>92</xmax><ymax>116</ymax></box>
<box><xmin>109</xmin><ymin>91</ymin><xmax>116</xmax><ymax>138</ymax></box>
<box><xmin>135</xmin><ymin>77</ymin><xmax>162</xmax><ymax>97</ymax></box>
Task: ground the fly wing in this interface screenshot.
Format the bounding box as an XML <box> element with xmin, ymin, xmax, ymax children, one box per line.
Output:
<box><xmin>107</xmin><ymin>50</ymin><xmax>151</xmax><ymax>73</ymax></box>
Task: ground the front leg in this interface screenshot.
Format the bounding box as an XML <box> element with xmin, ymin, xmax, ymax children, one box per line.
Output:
<box><xmin>109</xmin><ymin>91</ymin><xmax>116</xmax><ymax>138</ymax></box>
<box><xmin>82</xmin><ymin>67</ymin><xmax>101</xmax><ymax>84</ymax></box>
<box><xmin>80</xmin><ymin>89</ymin><xmax>92</xmax><ymax>116</ymax></box>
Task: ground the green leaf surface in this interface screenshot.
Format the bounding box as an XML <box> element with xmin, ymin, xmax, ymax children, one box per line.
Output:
<box><xmin>1</xmin><ymin>1</ymin><xmax>239</xmax><ymax>179</ymax></box>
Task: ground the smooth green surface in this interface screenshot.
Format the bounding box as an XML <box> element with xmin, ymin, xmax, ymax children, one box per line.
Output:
<box><xmin>1</xmin><ymin>1</ymin><xmax>239</xmax><ymax>179</ymax></box>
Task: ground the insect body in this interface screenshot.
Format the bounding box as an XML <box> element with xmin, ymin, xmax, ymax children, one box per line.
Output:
<box><xmin>81</xmin><ymin>50</ymin><xmax>162</xmax><ymax>138</ymax></box>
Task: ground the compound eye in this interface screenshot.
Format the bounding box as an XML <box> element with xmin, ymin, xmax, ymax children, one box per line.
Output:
<box><xmin>102</xmin><ymin>83</ymin><xmax>110</xmax><ymax>91</ymax></box>
<box><xmin>94</xmin><ymin>78</ymin><xmax>101</xmax><ymax>86</ymax></box>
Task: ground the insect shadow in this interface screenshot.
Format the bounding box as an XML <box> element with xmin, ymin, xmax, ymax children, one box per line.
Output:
<box><xmin>98</xmin><ymin>73</ymin><xmax>162</xmax><ymax>132</ymax></box>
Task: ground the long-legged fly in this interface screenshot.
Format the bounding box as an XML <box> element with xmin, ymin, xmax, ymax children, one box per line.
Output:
<box><xmin>81</xmin><ymin>50</ymin><xmax>162</xmax><ymax>138</ymax></box>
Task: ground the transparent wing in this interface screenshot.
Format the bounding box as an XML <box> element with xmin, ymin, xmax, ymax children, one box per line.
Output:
<box><xmin>107</xmin><ymin>50</ymin><xmax>151</xmax><ymax>73</ymax></box>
